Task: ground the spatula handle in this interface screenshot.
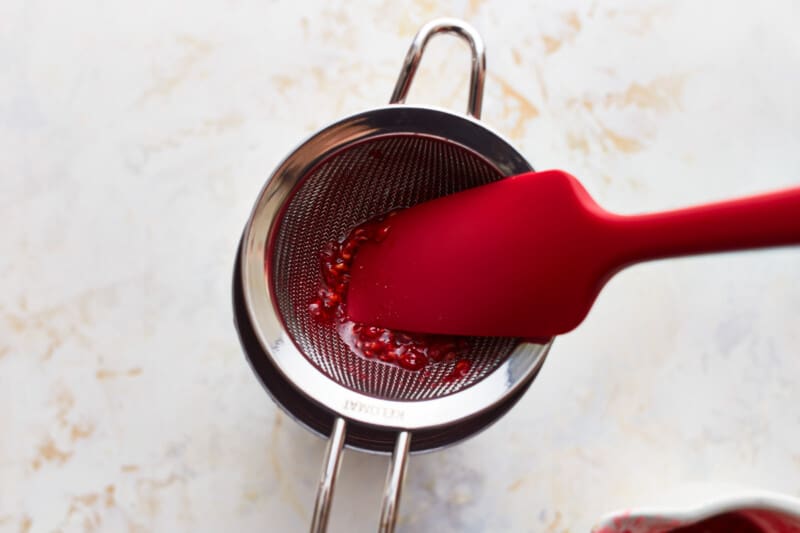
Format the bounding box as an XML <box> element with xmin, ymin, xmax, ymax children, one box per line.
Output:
<box><xmin>612</xmin><ymin>186</ymin><xmax>800</xmax><ymax>265</ymax></box>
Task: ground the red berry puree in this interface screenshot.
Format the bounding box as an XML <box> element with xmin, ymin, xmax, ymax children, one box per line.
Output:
<box><xmin>309</xmin><ymin>212</ymin><xmax>472</xmax><ymax>380</ymax></box>
<box><xmin>669</xmin><ymin>513</ymin><xmax>763</xmax><ymax>532</ymax></box>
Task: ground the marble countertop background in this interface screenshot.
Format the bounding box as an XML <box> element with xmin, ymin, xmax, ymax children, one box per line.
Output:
<box><xmin>1</xmin><ymin>1</ymin><xmax>799</xmax><ymax>532</ymax></box>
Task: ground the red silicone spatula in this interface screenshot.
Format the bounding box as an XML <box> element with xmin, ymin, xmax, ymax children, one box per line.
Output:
<box><xmin>347</xmin><ymin>170</ymin><xmax>800</xmax><ymax>338</ymax></box>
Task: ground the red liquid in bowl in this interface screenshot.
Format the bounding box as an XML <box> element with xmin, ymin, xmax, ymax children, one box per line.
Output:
<box><xmin>308</xmin><ymin>213</ymin><xmax>472</xmax><ymax>378</ymax></box>
<box><xmin>671</xmin><ymin>513</ymin><xmax>764</xmax><ymax>533</ymax></box>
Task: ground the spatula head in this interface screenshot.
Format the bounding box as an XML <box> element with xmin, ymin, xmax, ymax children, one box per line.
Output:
<box><xmin>347</xmin><ymin>170</ymin><xmax>614</xmax><ymax>338</ymax></box>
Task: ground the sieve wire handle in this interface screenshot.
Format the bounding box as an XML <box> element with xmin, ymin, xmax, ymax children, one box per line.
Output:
<box><xmin>378</xmin><ymin>431</ymin><xmax>412</xmax><ymax>533</ymax></box>
<box><xmin>310</xmin><ymin>417</ymin><xmax>347</xmax><ymax>533</ymax></box>
<box><xmin>390</xmin><ymin>18</ymin><xmax>486</xmax><ymax>119</ymax></box>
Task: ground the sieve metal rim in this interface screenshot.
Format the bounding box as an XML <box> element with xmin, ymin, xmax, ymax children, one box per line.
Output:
<box><xmin>239</xmin><ymin>103</ymin><xmax>553</xmax><ymax>432</ymax></box>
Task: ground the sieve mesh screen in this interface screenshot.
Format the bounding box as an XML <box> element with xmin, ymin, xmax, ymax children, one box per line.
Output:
<box><xmin>270</xmin><ymin>135</ymin><xmax>520</xmax><ymax>401</ymax></box>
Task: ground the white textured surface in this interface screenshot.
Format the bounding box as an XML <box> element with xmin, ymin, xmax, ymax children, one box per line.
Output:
<box><xmin>1</xmin><ymin>1</ymin><xmax>799</xmax><ymax>532</ymax></box>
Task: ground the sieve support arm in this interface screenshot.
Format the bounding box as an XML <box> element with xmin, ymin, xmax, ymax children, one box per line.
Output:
<box><xmin>390</xmin><ymin>18</ymin><xmax>486</xmax><ymax>119</ymax></box>
<box><xmin>378</xmin><ymin>431</ymin><xmax>412</xmax><ymax>533</ymax></box>
<box><xmin>310</xmin><ymin>417</ymin><xmax>347</xmax><ymax>533</ymax></box>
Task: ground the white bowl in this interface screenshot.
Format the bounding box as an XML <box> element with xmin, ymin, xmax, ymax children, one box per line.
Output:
<box><xmin>592</xmin><ymin>483</ymin><xmax>800</xmax><ymax>532</ymax></box>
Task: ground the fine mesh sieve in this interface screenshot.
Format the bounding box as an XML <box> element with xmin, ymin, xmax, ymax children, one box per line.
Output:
<box><xmin>234</xmin><ymin>19</ymin><xmax>553</xmax><ymax>533</ymax></box>
<box><xmin>272</xmin><ymin>134</ymin><xmax>520</xmax><ymax>401</ymax></box>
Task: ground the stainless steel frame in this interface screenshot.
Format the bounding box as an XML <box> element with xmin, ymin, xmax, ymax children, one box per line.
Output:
<box><xmin>235</xmin><ymin>18</ymin><xmax>553</xmax><ymax>533</ymax></box>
